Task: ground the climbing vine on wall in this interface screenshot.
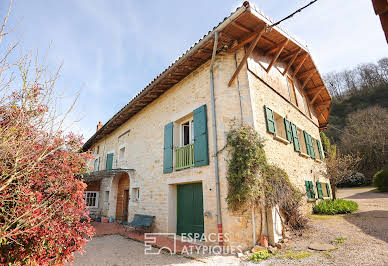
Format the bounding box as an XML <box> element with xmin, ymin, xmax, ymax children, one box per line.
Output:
<box><xmin>225</xmin><ymin>121</ymin><xmax>307</xmax><ymax>230</ymax></box>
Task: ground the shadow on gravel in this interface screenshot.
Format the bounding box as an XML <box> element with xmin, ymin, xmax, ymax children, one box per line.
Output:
<box><xmin>344</xmin><ymin>190</ymin><xmax>388</xmax><ymax>200</ymax></box>
<box><xmin>344</xmin><ymin>210</ymin><xmax>388</xmax><ymax>243</ymax></box>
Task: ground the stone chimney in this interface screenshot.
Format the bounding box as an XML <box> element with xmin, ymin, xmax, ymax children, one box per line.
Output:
<box><xmin>96</xmin><ymin>121</ymin><xmax>102</xmax><ymax>131</ymax></box>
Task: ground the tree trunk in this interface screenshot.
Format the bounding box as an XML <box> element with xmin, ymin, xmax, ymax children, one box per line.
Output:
<box><xmin>331</xmin><ymin>183</ymin><xmax>337</xmax><ymax>199</ymax></box>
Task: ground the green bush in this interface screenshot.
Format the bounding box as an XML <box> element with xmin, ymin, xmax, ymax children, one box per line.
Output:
<box><xmin>313</xmin><ymin>199</ymin><xmax>358</xmax><ymax>215</ymax></box>
<box><xmin>247</xmin><ymin>250</ymin><xmax>271</xmax><ymax>262</ymax></box>
<box><xmin>373</xmin><ymin>168</ymin><xmax>388</xmax><ymax>192</ymax></box>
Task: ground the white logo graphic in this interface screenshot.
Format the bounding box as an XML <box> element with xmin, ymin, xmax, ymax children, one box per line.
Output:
<box><xmin>144</xmin><ymin>233</ymin><xmax>177</xmax><ymax>255</ymax></box>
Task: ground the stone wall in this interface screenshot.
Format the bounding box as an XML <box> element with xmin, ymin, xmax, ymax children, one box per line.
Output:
<box><xmin>247</xmin><ymin>48</ymin><xmax>330</xmax><ymax>213</ymax></box>
<box><xmin>87</xmin><ymin>46</ymin><xmax>329</xmax><ymax>250</ymax></box>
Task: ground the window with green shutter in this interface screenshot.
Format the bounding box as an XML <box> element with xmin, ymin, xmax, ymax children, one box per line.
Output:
<box><xmin>283</xmin><ymin>118</ymin><xmax>293</xmax><ymax>142</ymax></box>
<box><xmin>316</xmin><ymin>182</ymin><xmax>324</xmax><ymax>198</ymax></box>
<box><xmin>305</xmin><ymin>180</ymin><xmax>316</xmax><ymax>199</ymax></box>
<box><xmin>193</xmin><ymin>105</ymin><xmax>209</xmax><ymax>167</ymax></box>
<box><xmin>326</xmin><ymin>183</ymin><xmax>331</xmax><ymax>198</ymax></box>
<box><xmin>316</xmin><ymin>140</ymin><xmax>324</xmax><ymax>160</ymax></box>
<box><xmin>163</xmin><ymin>122</ymin><xmax>174</xmax><ymax>174</ymax></box>
<box><xmin>309</xmin><ymin>134</ymin><xmax>316</xmax><ymax>159</ymax></box>
<box><xmin>291</xmin><ymin>123</ymin><xmax>300</xmax><ymax>152</ymax></box>
<box><xmin>303</xmin><ymin>131</ymin><xmax>311</xmax><ymax>156</ymax></box>
<box><xmin>106</xmin><ymin>153</ymin><xmax>114</xmax><ymax>170</ymax></box>
<box><xmin>264</xmin><ymin>106</ymin><xmax>276</xmax><ymax>134</ymax></box>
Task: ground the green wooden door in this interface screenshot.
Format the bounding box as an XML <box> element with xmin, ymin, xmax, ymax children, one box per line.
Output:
<box><xmin>177</xmin><ymin>183</ymin><xmax>204</xmax><ymax>238</ymax></box>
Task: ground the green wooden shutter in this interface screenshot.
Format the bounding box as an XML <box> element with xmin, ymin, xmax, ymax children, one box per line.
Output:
<box><xmin>316</xmin><ymin>182</ymin><xmax>323</xmax><ymax>198</ymax></box>
<box><xmin>163</xmin><ymin>122</ymin><xmax>174</xmax><ymax>173</ymax></box>
<box><xmin>284</xmin><ymin>118</ymin><xmax>293</xmax><ymax>142</ymax></box>
<box><xmin>194</xmin><ymin>105</ymin><xmax>209</xmax><ymax>167</ymax></box>
<box><xmin>305</xmin><ymin>181</ymin><xmax>311</xmax><ymax>198</ymax></box>
<box><xmin>309</xmin><ymin>135</ymin><xmax>316</xmax><ymax>159</ymax></box>
<box><xmin>309</xmin><ymin>181</ymin><xmax>316</xmax><ymax>198</ymax></box>
<box><xmin>291</xmin><ymin>123</ymin><xmax>300</xmax><ymax>152</ymax></box>
<box><xmin>264</xmin><ymin>106</ymin><xmax>276</xmax><ymax>134</ymax></box>
<box><xmin>106</xmin><ymin>153</ymin><xmax>113</xmax><ymax>170</ymax></box>
<box><xmin>316</xmin><ymin>140</ymin><xmax>324</xmax><ymax>159</ymax></box>
<box><xmin>326</xmin><ymin>183</ymin><xmax>331</xmax><ymax>198</ymax></box>
<box><xmin>96</xmin><ymin>158</ymin><xmax>100</xmax><ymax>171</ymax></box>
<box><xmin>303</xmin><ymin>131</ymin><xmax>310</xmax><ymax>156</ymax></box>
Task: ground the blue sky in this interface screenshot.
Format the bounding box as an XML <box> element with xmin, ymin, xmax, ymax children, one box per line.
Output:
<box><xmin>1</xmin><ymin>0</ymin><xmax>387</xmax><ymax>140</ymax></box>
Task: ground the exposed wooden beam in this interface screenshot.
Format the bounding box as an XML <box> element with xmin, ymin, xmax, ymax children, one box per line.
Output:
<box><xmin>314</xmin><ymin>101</ymin><xmax>331</xmax><ymax>109</ymax></box>
<box><xmin>228</xmin><ymin>24</ymin><xmax>265</xmax><ymax>53</ymax></box>
<box><xmin>307</xmin><ymin>85</ymin><xmax>326</xmax><ymax>95</ymax></box>
<box><xmin>297</xmin><ymin>68</ymin><xmax>317</xmax><ymax>79</ymax></box>
<box><xmin>282</xmin><ymin>49</ymin><xmax>301</xmax><ymax>61</ymax></box>
<box><xmin>282</xmin><ymin>48</ymin><xmax>301</xmax><ymax>76</ymax></box>
<box><xmin>265</xmin><ymin>38</ymin><xmax>289</xmax><ymax>56</ymax></box>
<box><xmin>198</xmin><ymin>48</ymin><xmax>213</xmax><ymax>54</ymax></box>
<box><xmin>228</xmin><ymin>25</ymin><xmax>266</xmax><ymax>87</ymax></box>
<box><xmin>318</xmin><ymin>107</ymin><xmax>329</xmax><ymax>123</ymax></box>
<box><xmin>266</xmin><ymin>39</ymin><xmax>289</xmax><ymax>73</ymax></box>
<box><xmin>309</xmin><ymin>86</ymin><xmax>325</xmax><ymax>105</ymax></box>
<box><xmin>300</xmin><ymin>70</ymin><xmax>316</xmax><ymax>91</ymax></box>
<box><xmin>293</xmin><ymin>53</ymin><xmax>309</xmax><ymax>78</ymax></box>
<box><xmin>231</xmin><ymin>21</ymin><xmax>252</xmax><ymax>33</ymax></box>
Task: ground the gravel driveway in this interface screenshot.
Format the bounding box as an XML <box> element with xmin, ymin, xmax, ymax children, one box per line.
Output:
<box><xmin>73</xmin><ymin>187</ymin><xmax>388</xmax><ymax>265</ymax></box>
<box><xmin>260</xmin><ymin>187</ymin><xmax>388</xmax><ymax>266</ymax></box>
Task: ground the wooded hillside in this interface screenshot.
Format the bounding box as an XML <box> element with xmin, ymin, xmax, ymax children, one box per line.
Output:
<box><xmin>323</xmin><ymin>57</ymin><xmax>388</xmax><ymax>180</ymax></box>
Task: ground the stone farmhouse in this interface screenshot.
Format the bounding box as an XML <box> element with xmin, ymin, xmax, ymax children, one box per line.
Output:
<box><xmin>82</xmin><ymin>1</ymin><xmax>332</xmax><ymax>249</ymax></box>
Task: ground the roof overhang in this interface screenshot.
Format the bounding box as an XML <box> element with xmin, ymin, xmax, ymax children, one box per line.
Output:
<box><xmin>82</xmin><ymin>1</ymin><xmax>331</xmax><ymax>151</ymax></box>
<box><xmin>372</xmin><ymin>0</ymin><xmax>388</xmax><ymax>43</ymax></box>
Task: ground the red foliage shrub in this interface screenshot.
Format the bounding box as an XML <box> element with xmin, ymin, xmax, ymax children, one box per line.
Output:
<box><xmin>0</xmin><ymin>85</ymin><xmax>94</xmax><ymax>263</ymax></box>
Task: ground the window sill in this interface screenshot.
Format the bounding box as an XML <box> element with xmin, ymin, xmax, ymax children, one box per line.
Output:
<box><xmin>314</xmin><ymin>158</ymin><xmax>323</xmax><ymax>163</ymax></box>
<box><xmin>299</xmin><ymin>152</ymin><xmax>309</xmax><ymax>158</ymax></box>
<box><xmin>273</xmin><ymin>135</ymin><xmax>290</xmax><ymax>144</ymax></box>
<box><xmin>307</xmin><ymin>198</ymin><xmax>317</xmax><ymax>202</ymax></box>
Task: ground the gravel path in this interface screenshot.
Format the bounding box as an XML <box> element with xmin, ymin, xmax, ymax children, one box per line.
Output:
<box><xmin>259</xmin><ymin>187</ymin><xmax>388</xmax><ymax>266</ymax></box>
<box><xmin>73</xmin><ymin>187</ymin><xmax>388</xmax><ymax>265</ymax></box>
<box><xmin>72</xmin><ymin>234</ymin><xmax>194</xmax><ymax>266</ymax></box>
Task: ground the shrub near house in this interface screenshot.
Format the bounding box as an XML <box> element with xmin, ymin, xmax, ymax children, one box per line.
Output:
<box><xmin>373</xmin><ymin>168</ymin><xmax>388</xmax><ymax>192</ymax></box>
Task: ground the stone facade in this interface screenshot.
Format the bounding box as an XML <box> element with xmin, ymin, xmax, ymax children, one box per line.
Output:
<box><xmin>85</xmin><ymin>47</ymin><xmax>330</xmax><ymax>250</ymax></box>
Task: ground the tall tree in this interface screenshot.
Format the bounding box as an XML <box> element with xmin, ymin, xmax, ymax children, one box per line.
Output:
<box><xmin>340</xmin><ymin>106</ymin><xmax>388</xmax><ymax>177</ymax></box>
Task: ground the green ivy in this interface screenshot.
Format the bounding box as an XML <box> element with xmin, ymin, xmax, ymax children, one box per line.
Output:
<box><xmin>225</xmin><ymin>121</ymin><xmax>307</xmax><ymax>229</ymax></box>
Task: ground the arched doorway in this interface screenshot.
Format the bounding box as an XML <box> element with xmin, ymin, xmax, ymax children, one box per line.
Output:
<box><xmin>115</xmin><ymin>173</ymin><xmax>130</xmax><ymax>222</ymax></box>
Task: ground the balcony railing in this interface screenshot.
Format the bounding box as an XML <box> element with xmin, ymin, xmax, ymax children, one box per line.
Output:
<box><xmin>175</xmin><ymin>143</ymin><xmax>194</xmax><ymax>170</ymax></box>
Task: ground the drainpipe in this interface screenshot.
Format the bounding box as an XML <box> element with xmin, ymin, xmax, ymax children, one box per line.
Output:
<box><xmin>210</xmin><ymin>31</ymin><xmax>223</xmax><ymax>246</ymax></box>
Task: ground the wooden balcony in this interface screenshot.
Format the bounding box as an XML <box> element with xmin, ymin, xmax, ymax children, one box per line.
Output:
<box><xmin>175</xmin><ymin>144</ymin><xmax>194</xmax><ymax>170</ymax></box>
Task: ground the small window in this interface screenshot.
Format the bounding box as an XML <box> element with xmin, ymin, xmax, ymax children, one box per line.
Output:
<box><xmin>104</xmin><ymin>191</ymin><xmax>109</xmax><ymax>203</ymax></box>
<box><xmin>132</xmin><ymin>188</ymin><xmax>140</xmax><ymax>201</ymax></box>
<box><xmin>96</xmin><ymin>145</ymin><xmax>100</xmax><ymax>154</ymax></box>
<box><xmin>274</xmin><ymin>113</ymin><xmax>287</xmax><ymax>140</ymax></box>
<box><xmin>312</xmin><ymin>139</ymin><xmax>320</xmax><ymax>160</ymax></box>
<box><xmin>298</xmin><ymin>128</ymin><xmax>308</xmax><ymax>155</ymax></box>
<box><xmin>321</xmin><ymin>183</ymin><xmax>329</xmax><ymax>197</ymax></box>
<box><xmin>304</xmin><ymin>181</ymin><xmax>315</xmax><ymax>199</ymax></box>
<box><xmin>93</xmin><ymin>157</ymin><xmax>100</xmax><ymax>172</ymax></box>
<box><xmin>119</xmin><ymin>147</ymin><xmax>125</xmax><ymax>160</ymax></box>
<box><xmin>287</xmin><ymin>77</ymin><xmax>298</xmax><ymax>106</ymax></box>
<box><xmin>85</xmin><ymin>191</ymin><xmax>99</xmax><ymax>208</ymax></box>
<box><xmin>181</xmin><ymin>120</ymin><xmax>194</xmax><ymax>147</ymax></box>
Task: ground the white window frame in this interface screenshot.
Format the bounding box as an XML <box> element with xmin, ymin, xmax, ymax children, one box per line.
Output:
<box><xmin>180</xmin><ymin>118</ymin><xmax>194</xmax><ymax>147</ymax></box>
<box><xmin>93</xmin><ymin>156</ymin><xmax>100</xmax><ymax>172</ymax></box>
<box><xmin>131</xmin><ymin>187</ymin><xmax>140</xmax><ymax>202</ymax></box>
<box><xmin>85</xmin><ymin>191</ymin><xmax>99</xmax><ymax>208</ymax></box>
